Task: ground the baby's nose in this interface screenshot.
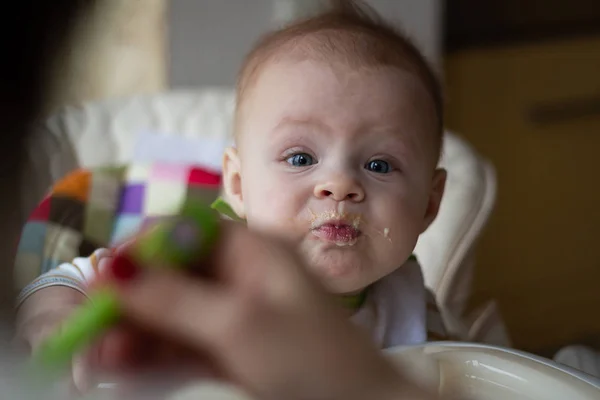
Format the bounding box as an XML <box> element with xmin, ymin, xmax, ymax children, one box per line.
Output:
<box><xmin>314</xmin><ymin>177</ymin><xmax>365</xmax><ymax>202</ymax></box>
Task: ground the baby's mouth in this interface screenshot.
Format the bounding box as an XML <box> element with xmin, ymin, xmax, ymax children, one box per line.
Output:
<box><xmin>311</xmin><ymin>220</ymin><xmax>361</xmax><ymax>246</ymax></box>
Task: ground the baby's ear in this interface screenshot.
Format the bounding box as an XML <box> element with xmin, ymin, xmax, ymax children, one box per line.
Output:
<box><xmin>222</xmin><ymin>147</ymin><xmax>246</xmax><ymax>219</ymax></box>
<box><xmin>421</xmin><ymin>168</ymin><xmax>446</xmax><ymax>233</ymax></box>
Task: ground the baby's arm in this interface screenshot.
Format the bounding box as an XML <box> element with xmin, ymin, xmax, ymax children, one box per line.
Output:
<box><xmin>16</xmin><ymin>286</ymin><xmax>86</xmax><ymax>351</ymax></box>
<box><xmin>15</xmin><ymin>248</ymin><xmax>112</xmax><ymax>351</ymax></box>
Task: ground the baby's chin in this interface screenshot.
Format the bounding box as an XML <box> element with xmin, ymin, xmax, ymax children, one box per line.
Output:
<box><xmin>303</xmin><ymin>249</ymin><xmax>383</xmax><ymax>294</ymax></box>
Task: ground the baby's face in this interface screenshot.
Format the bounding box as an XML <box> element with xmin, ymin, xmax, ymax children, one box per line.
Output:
<box><xmin>224</xmin><ymin>59</ymin><xmax>445</xmax><ymax>294</ymax></box>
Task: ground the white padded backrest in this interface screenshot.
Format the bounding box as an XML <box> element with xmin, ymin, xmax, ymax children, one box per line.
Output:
<box><xmin>414</xmin><ymin>133</ymin><xmax>497</xmax><ymax>337</ymax></box>
<box><xmin>25</xmin><ymin>90</ymin><xmax>497</xmax><ymax>337</ymax></box>
<box><xmin>45</xmin><ymin>89</ymin><xmax>235</xmax><ymax>168</ymax></box>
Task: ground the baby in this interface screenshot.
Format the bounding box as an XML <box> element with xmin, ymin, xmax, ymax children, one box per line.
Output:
<box><xmin>220</xmin><ymin>1</ymin><xmax>447</xmax><ymax>345</ymax></box>
<box><xmin>16</xmin><ymin>0</ymin><xmax>447</xmax><ymax>361</ymax></box>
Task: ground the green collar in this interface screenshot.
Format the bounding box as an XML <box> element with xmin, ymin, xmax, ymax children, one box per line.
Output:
<box><xmin>211</xmin><ymin>197</ymin><xmax>416</xmax><ymax>311</ymax></box>
<box><xmin>339</xmin><ymin>289</ymin><xmax>369</xmax><ymax>310</ymax></box>
<box><xmin>211</xmin><ymin>197</ymin><xmax>245</xmax><ymax>222</ymax></box>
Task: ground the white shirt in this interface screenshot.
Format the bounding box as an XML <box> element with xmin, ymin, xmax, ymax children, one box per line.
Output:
<box><xmin>17</xmin><ymin>250</ymin><xmax>446</xmax><ymax>347</ymax></box>
<box><xmin>351</xmin><ymin>258</ymin><xmax>428</xmax><ymax>348</ymax></box>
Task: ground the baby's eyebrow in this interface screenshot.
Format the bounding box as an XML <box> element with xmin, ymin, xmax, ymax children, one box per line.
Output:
<box><xmin>376</xmin><ymin>132</ymin><xmax>431</xmax><ymax>165</ymax></box>
<box><xmin>273</xmin><ymin>116</ymin><xmax>331</xmax><ymax>133</ymax></box>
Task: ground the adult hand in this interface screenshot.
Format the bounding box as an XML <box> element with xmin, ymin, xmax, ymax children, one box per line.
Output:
<box><xmin>93</xmin><ymin>222</ymin><xmax>438</xmax><ymax>400</ymax></box>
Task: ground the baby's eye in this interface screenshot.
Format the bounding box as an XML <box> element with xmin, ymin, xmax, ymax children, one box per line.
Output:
<box><xmin>286</xmin><ymin>153</ymin><xmax>315</xmax><ymax>167</ymax></box>
<box><xmin>365</xmin><ymin>159</ymin><xmax>391</xmax><ymax>174</ymax></box>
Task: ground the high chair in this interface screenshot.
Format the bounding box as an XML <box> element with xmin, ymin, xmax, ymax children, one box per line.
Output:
<box><xmin>18</xmin><ymin>89</ymin><xmax>507</xmax><ymax>346</ymax></box>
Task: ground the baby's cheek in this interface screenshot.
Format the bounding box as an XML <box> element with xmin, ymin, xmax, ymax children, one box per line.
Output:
<box><xmin>246</xmin><ymin>189</ymin><xmax>303</xmax><ymax>237</ymax></box>
<box><xmin>375</xmin><ymin>198</ymin><xmax>423</xmax><ymax>245</ymax></box>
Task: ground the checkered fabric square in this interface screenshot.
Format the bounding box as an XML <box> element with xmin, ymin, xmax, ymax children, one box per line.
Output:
<box><xmin>14</xmin><ymin>163</ymin><xmax>221</xmax><ymax>291</ymax></box>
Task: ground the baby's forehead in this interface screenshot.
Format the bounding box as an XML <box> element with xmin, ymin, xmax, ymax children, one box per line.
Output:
<box><xmin>238</xmin><ymin>29</ymin><xmax>438</xmax><ymax>115</ymax></box>
<box><xmin>251</xmin><ymin>30</ymin><xmax>423</xmax><ymax>86</ymax></box>
<box><xmin>239</xmin><ymin>63</ymin><xmax>438</xmax><ymax>159</ymax></box>
<box><xmin>247</xmin><ymin>61</ymin><xmax>431</xmax><ymax>129</ymax></box>
<box><xmin>246</xmin><ymin>54</ymin><xmax>435</xmax><ymax>123</ymax></box>
<box><xmin>241</xmin><ymin>47</ymin><xmax>429</xmax><ymax>125</ymax></box>
<box><xmin>235</xmin><ymin>29</ymin><xmax>442</xmax><ymax>156</ymax></box>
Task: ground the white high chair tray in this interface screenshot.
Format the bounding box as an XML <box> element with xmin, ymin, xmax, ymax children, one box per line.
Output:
<box><xmin>387</xmin><ymin>342</ymin><xmax>600</xmax><ymax>399</ymax></box>
<box><xmin>90</xmin><ymin>342</ymin><xmax>598</xmax><ymax>399</ymax></box>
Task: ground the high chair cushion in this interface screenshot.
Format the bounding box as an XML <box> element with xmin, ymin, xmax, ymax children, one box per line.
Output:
<box><xmin>15</xmin><ymin>163</ymin><xmax>222</xmax><ymax>302</ymax></box>
<box><xmin>20</xmin><ymin>90</ymin><xmax>504</xmax><ymax>343</ymax></box>
<box><xmin>414</xmin><ymin>133</ymin><xmax>501</xmax><ymax>341</ymax></box>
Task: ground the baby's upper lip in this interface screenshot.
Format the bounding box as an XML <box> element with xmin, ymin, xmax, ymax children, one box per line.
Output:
<box><xmin>312</xmin><ymin>218</ymin><xmax>360</xmax><ymax>231</ymax></box>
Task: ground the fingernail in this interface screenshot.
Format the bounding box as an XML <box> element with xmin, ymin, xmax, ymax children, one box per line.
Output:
<box><xmin>109</xmin><ymin>255</ymin><xmax>140</xmax><ymax>283</ymax></box>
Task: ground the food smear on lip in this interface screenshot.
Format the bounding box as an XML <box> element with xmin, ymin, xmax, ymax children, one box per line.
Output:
<box><xmin>309</xmin><ymin>207</ymin><xmax>363</xmax><ymax>247</ymax></box>
<box><xmin>309</xmin><ymin>209</ymin><xmax>362</xmax><ymax>230</ymax></box>
<box><xmin>312</xmin><ymin>222</ymin><xmax>361</xmax><ymax>246</ymax></box>
<box><xmin>305</xmin><ymin>209</ymin><xmax>391</xmax><ymax>244</ymax></box>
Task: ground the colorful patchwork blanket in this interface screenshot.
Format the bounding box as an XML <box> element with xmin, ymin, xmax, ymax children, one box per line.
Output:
<box><xmin>14</xmin><ymin>163</ymin><xmax>222</xmax><ymax>293</ymax></box>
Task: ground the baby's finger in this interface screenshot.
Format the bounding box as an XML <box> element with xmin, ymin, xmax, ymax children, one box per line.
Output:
<box><xmin>114</xmin><ymin>235</ymin><xmax>137</xmax><ymax>253</ymax></box>
<box><xmin>97</xmin><ymin>255</ymin><xmax>116</xmax><ymax>277</ymax></box>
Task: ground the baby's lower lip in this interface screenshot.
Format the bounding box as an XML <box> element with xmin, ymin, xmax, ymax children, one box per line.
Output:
<box><xmin>312</xmin><ymin>224</ymin><xmax>361</xmax><ymax>244</ymax></box>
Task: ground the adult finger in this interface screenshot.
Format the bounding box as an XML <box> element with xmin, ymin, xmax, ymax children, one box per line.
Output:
<box><xmin>110</xmin><ymin>269</ymin><xmax>229</xmax><ymax>353</ymax></box>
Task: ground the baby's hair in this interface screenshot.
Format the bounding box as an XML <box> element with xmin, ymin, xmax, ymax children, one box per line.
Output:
<box><xmin>234</xmin><ymin>0</ymin><xmax>443</xmax><ymax>148</ymax></box>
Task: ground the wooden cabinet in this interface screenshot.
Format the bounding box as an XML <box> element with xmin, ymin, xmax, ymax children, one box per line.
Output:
<box><xmin>445</xmin><ymin>35</ymin><xmax>600</xmax><ymax>352</ymax></box>
<box><xmin>446</xmin><ymin>0</ymin><xmax>600</xmax><ymax>52</ymax></box>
